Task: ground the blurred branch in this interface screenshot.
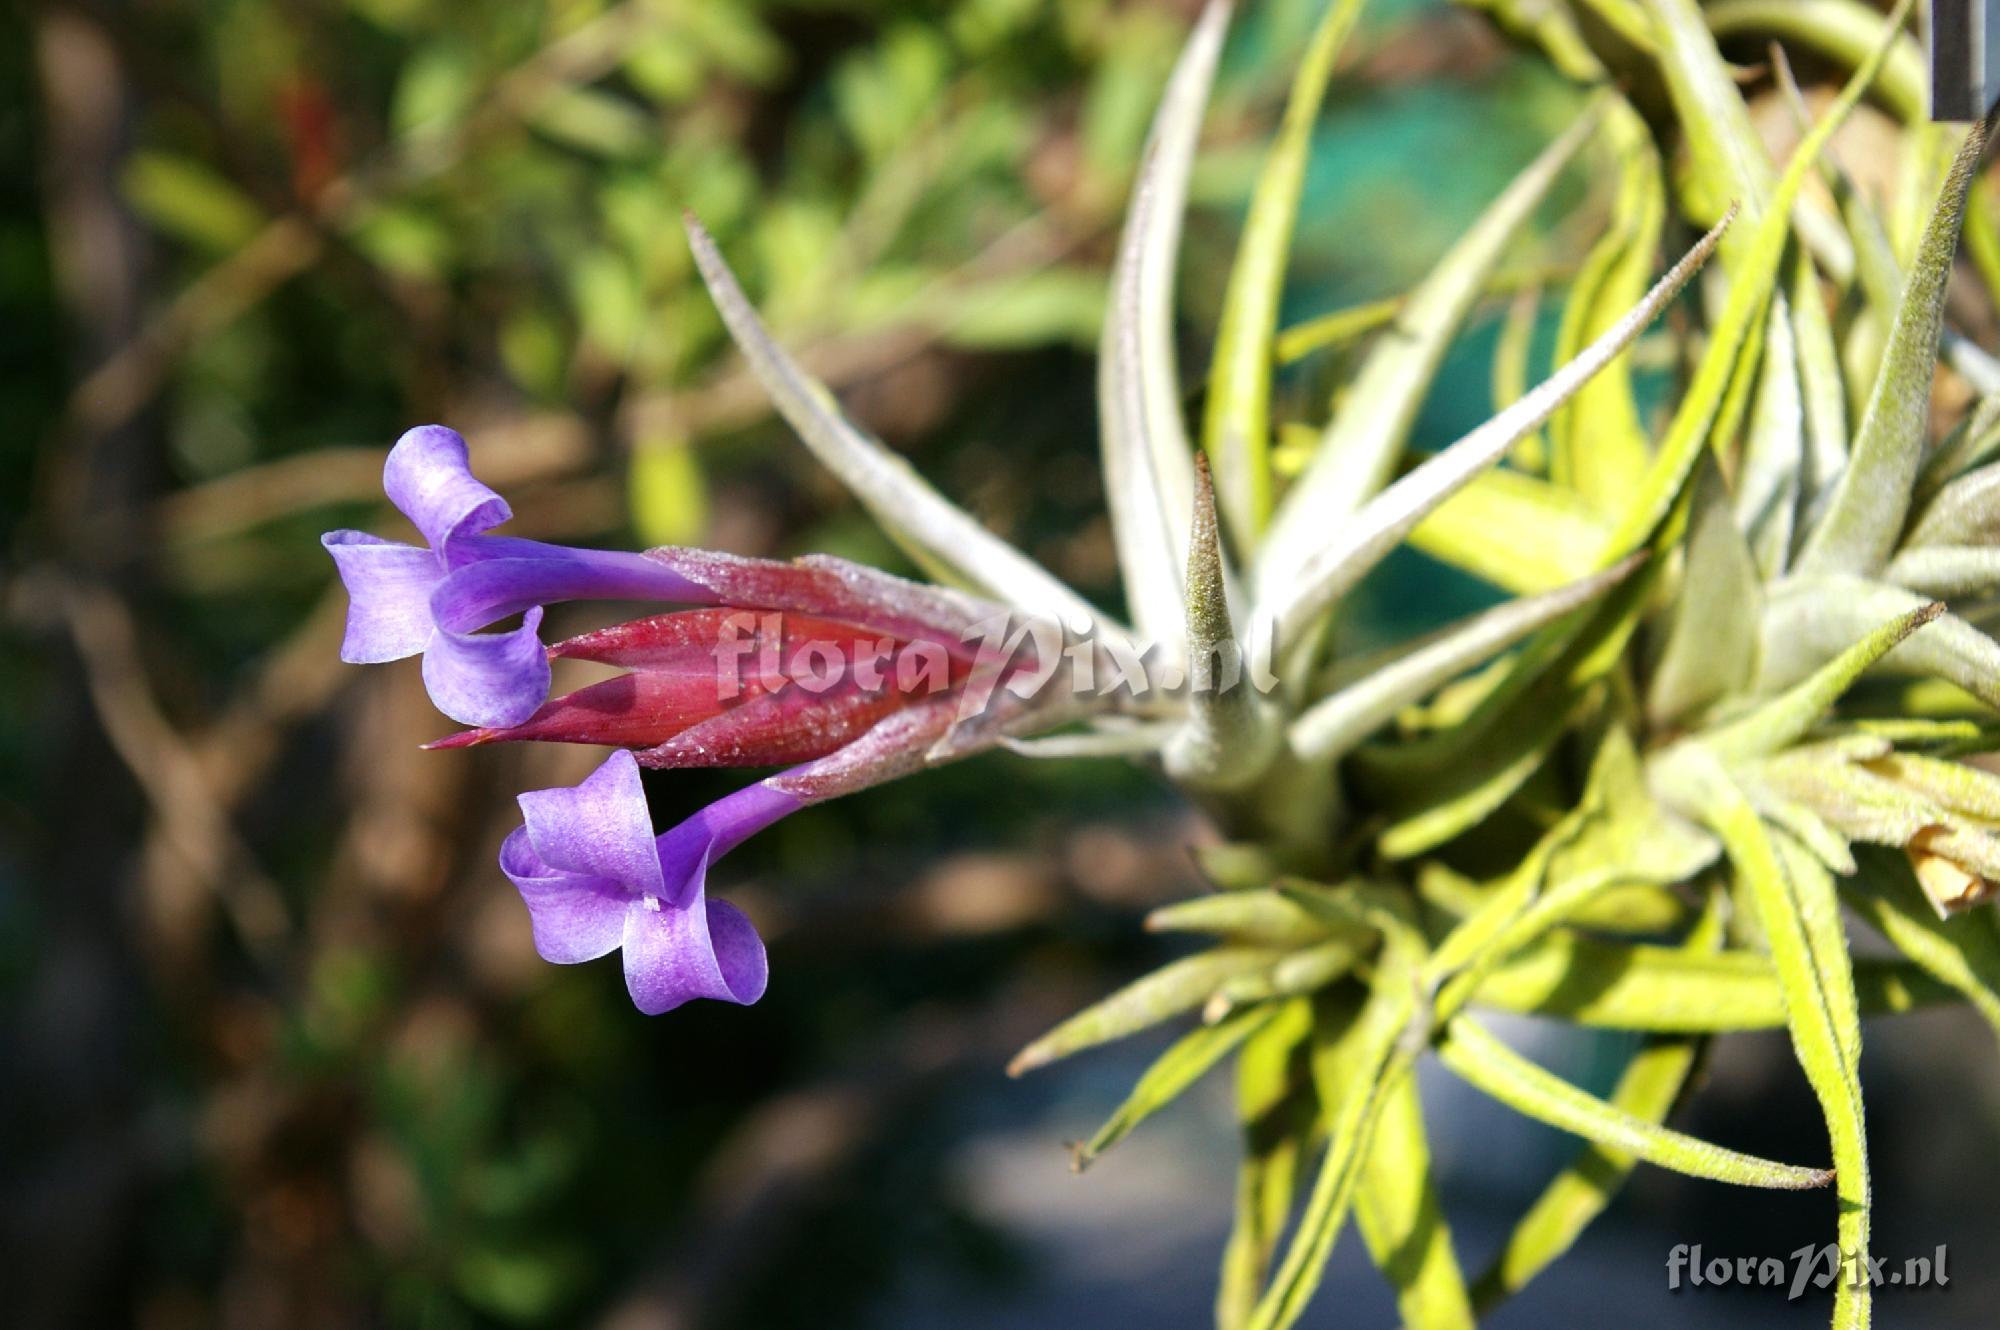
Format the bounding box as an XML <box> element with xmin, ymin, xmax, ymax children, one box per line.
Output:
<box><xmin>52</xmin><ymin>576</ymin><xmax>292</xmax><ymax>967</ymax></box>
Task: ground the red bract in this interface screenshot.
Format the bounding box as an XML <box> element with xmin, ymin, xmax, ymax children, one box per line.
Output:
<box><xmin>430</xmin><ymin>606</ymin><xmax>976</xmax><ymax>768</ymax></box>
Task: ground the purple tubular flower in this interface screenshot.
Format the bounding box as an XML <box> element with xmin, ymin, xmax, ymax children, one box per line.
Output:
<box><xmin>322</xmin><ymin>426</ymin><xmax>714</xmax><ymax>727</ymax></box>
<box><xmin>496</xmin><ymin>694</ymin><xmax>965</xmax><ymax>1014</ymax></box>
<box><xmin>500</xmin><ymin>749</ymin><xmax>795</xmax><ymax>1013</ymax></box>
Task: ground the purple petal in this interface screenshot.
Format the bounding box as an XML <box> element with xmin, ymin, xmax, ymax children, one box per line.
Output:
<box><xmin>498</xmin><ymin>827</ymin><xmax>629</xmax><ymax>963</ymax></box>
<box><xmin>655</xmin><ymin>781</ymin><xmax>802</xmax><ymax>907</ymax></box>
<box><xmin>620</xmin><ymin>876</ymin><xmax>769</xmax><ymax>1013</ymax></box>
<box><xmin>422</xmin><ymin>605</ymin><xmax>551</xmax><ymax>727</ymax></box>
<box><xmin>321</xmin><ymin>531</ymin><xmax>442</xmax><ymax>662</ymax></box>
<box><xmin>433</xmin><ymin>542</ymin><xmax>715</xmax><ymax>630</ymax></box>
<box><xmin>383</xmin><ymin>425</ymin><xmax>511</xmax><ymax>562</ymax></box>
<box><xmin>514</xmin><ymin>749</ymin><xmax>666</xmax><ymax>898</ymax></box>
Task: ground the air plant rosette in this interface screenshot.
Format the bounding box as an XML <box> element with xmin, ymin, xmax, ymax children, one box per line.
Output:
<box><xmin>320</xmin><ymin>0</ymin><xmax>2000</xmax><ymax>1325</ymax></box>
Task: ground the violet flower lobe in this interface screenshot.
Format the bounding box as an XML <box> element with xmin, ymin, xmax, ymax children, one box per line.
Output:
<box><xmin>500</xmin><ymin>748</ymin><xmax>786</xmax><ymax>1013</ymax></box>
<box><xmin>321</xmin><ymin>425</ymin><xmax>714</xmax><ymax>728</ymax></box>
<box><xmin>500</xmin><ymin>686</ymin><xmax>962</xmax><ymax>1015</ymax></box>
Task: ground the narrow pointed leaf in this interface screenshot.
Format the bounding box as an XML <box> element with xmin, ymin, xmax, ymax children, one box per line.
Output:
<box><xmin>1435</xmin><ymin>1017</ymin><xmax>1832</xmax><ymax>1188</ymax></box>
<box><xmin>1759</xmin><ymin>576</ymin><xmax>2000</xmax><ymax>708</ymax></box>
<box><xmin>1884</xmin><ymin>546</ymin><xmax>2000</xmax><ymax>598</ymax></box>
<box><xmin>1904</xmin><ymin>460</ymin><xmax>2000</xmax><ymax>549</ymax></box>
<box><xmin>1257</xmin><ymin>107</ymin><xmax>1601</xmax><ymax>612</ymax></box>
<box><xmin>1245</xmin><ymin>956</ymin><xmax>1420</xmax><ymax>1330</ymax></box>
<box><xmin>1200</xmin><ymin>0</ymin><xmax>1365</xmax><ymax>543</ymax></box>
<box><xmin>1735</xmin><ymin>295</ymin><xmax>1805</xmax><ymax>575</ymax></box>
<box><xmin>1470</xmin><ymin>1035</ymin><xmax>1703</xmax><ymax>1313</ymax></box>
<box><xmin>1354</xmin><ymin>1072</ymin><xmax>1476</xmax><ymax>1330</ymax></box>
<box><xmin>1914</xmin><ymin>396</ymin><xmax>2000</xmax><ymax>507</ymax></box>
<box><xmin>685</xmin><ymin>218</ymin><xmax>1114</xmax><ymax>635</ymax></box>
<box><xmin>1218</xmin><ymin>998</ymin><xmax>1315</xmax><ymax>1330</ymax></box>
<box><xmin>1290</xmin><ymin>554</ymin><xmax>1643</xmax><ymax>763</ymax></box>
<box><xmin>1099</xmin><ymin>0</ymin><xmax>1228</xmax><ymax>646</ymax></box>
<box><xmin>1345</xmin><ymin>29</ymin><xmax>1887</xmax><ymax>842</ymax></box>
<box><xmin>1647</xmin><ymin>0</ymin><xmax>1774</xmax><ymax>245</ymax></box>
<box><xmin>1673</xmin><ymin>753</ymin><xmax>1872</xmax><ymax>1329</ymax></box>
<box><xmin>1074</xmin><ymin>1003</ymin><xmax>1275</xmax><ymax>1171</ymax></box>
<box><xmin>1472</xmin><ymin>929</ymin><xmax>1948</xmax><ymax>1029</ymax></box>
<box><xmin>1262</xmin><ymin>210</ymin><xmax>1722</xmax><ymax>651</ymax></box>
<box><xmin>1792</xmin><ymin>249</ymin><xmax>1851</xmax><ymax>499</ymax></box>
<box><xmin>1606</xmin><ymin>0</ymin><xmax>1911</xmax><ymax>557</ymax></box>
<box><xmin>1146</xmin><ymin>889</ymin><xmax>1349</xmax><ymax>950</ymax></box>
<box><xmin>1007</xmin><ymin>947</ymin><xmax>1279</xmax><ymax>1075</ymax></box>
<box><xmin>1798</xmin><ymin>123</ymin><xmax>1988</xmax><ymax>575</ymax></box>
<box><xmin>1646</xmin><ymin>458</ymin><xmax>1761</xmax><ymax>728</ymax></box>
<box><xmin>1697</xmin><ymin>600</ymin><xmax>1943</xmax><ymax>762</ymax></box>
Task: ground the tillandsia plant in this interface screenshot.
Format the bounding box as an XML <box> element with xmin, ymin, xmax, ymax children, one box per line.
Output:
<box><xmin>316</xmin><ymin>0</ymin><xmax>2000</xmax><ymax>1325</ymax></box>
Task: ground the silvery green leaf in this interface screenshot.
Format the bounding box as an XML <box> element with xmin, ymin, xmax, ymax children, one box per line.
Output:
<box><xmin>1696</xmin><ymin>598</ymin><xmax>1942</xmax><ymax>761</ymax></box>
<box><xmin>1289</xmin><ymin>554</ymin><xmax>1644</xmax><ymax>764</ymax></box>
<box><xmin>1797</xmin><ymin>122</ymin><xmax>1988</xmax><ymax>576</ymax></box>
<box><xmin>998</xmin><ymin>721</ymin><xmax>1180</xmax><ymax>759</ymax></box>
<box><xmin>1603</xmin><ymin>0</ymin><xmax>1910</xmax><ymax>558</ymax></box>
<box><xmin>1903</xmin><ymin>460</ymin><xmax>2000</xmax><ymax>549</ymax></box>
<box><xmin>1759</xmin><ymin>576</ymin><xmax>2000</xmax><ymax>707</ymax></box>
<box><xmin>1648</xmin><ymin>0</ymin><xmax>1776</xmax><ymax>240</ymax></box>
<box><xmin>1254</xmin><ymin>107</ymin><xmax>1602</xmax><ymax>617</ymax></box>
<box><xmin>1099</xmin><ymin>0</ymin><xmax>1229</xmax><ymax>649</ymax></box>
<box><xmin>1870</xmin><ymin>750</ymin><xmax>2000</xmax><ymax>819</ymax></box>
<box><xmin>1646</xmin><ymin>459</ymin><xmax>1761</xmax><ymax>729</ymax></box>
<box><xmin>1947</xmin><ymin>333</ymin><xmax>2000</xmax><ymax>397</ymax></box>
<box><xmin>1733</xmin><ymin>295</ymin><xmax>1804</xmax><ymax>577</ymax></box>
<box><xmin>1883</xmin><ymin>546</ymin><xmax>2000</xmax><ymax>598</ymax></box>
<box><xmin>1360</xmin><ymin>24</ymin><xmax>1893</xmax><ymax>848</ymax></box>
<box><xmin>1755</xmin><ymin>753</ymin><xmax>1951</xmax><ymax>849</ymax></box>
<box><xmin>1435</xmin><ymin>1017</ymin><xmax>1833</xmax><ymax>1189</ymax></box>
<box><xmin>1257</xmin><ymin>212</ymin><xmax>1725</xmax><ymax>653</ymax></box>
<box><xmin>1741</xmin><ymin>786</ymin><xmax>1858</xmax><ymax>875</ymax></box>
<box><xmin>1791</xmin><ymin>250</ymin><xmax>1850</xmax><ymax>501</ymax></box>
<box><xmin>1208</xmin><ymin>938</ymin><xmax>1368</xmax><ymax>1019</ymax></box>
<box><xmin>1916</xmin><ymin>396</ymin><xmax>2000</xmax><ymax>506</ymax></box>
<box><xmin>1201</xmin><ymin>0</ymin><xmax>1365</xmax><ymax>544</ymax></box>
<box><xmin>685</xmin><ymin>217</ymin><xmax>1116</xmax><ymax>636</ymax></box>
